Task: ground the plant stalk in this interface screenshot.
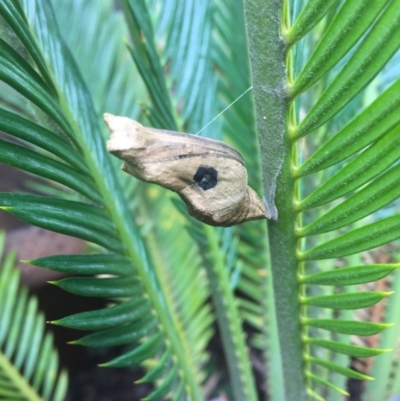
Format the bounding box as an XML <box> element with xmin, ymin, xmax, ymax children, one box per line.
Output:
<box><xmin>244</xmin><ymin>0</ymin><xmax>307</xmax><ymax>399</ymax></box>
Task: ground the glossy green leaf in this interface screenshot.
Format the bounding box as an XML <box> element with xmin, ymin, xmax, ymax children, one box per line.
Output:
<box><xmin>24</xmin><ymin>316</ymin><xmax>45</xmax><ymax>380</ymax></box>
<box><xmin>102</xmin><ymin>332</ymin><xmax>164</xmax><ymax>368</ymax></box>
<box><xmin>285</xmin><ymin>0</ymin><xmax>340</xmax><ymax>45</ymax></box>
<box><xmin>145</xmin><ymin>365</ymin><xmax>178</xmax><ymax>401</ymax></box>
<box><xmin>306</xmin><ymin>372</ymin><xmax>348</xmax><ymax>396</ymax></box>
<box><xmin>304</xmin><ymin>318</ymin><xmax>391</xmax><ymax>336</ymax></box>
<box><xmin>299</xmin><ymin>164</ymin><xmax>400</xmax><ymax>235</ymax></box>
<box><xmin>54</xmin><ymin>297</ymin><xmax>150</xmax><ymax>330</ymax></box>
<box><xmin>307</xmin><ymin>356</ymin><xmax>372</xmax><ymax>380</ymax></box>
<box><xmin>52</xmin><ymin>276</ymin><xmax>142</xmax><ymax>298</ymax></box>
<box><xmin>292</xmin><ymin>0</ymin><xmax>400</xmax><ymax>138</ymax></box>
<box><xmin>0</xmin><ymin>243</ymin><xmax>68</xmax><ymax>401</ymax></box>
<box><xmin>139</xmin><ymin>348</ymin><xmax>172</xmax><ymax>383</ymax></box>
<box><xmin>52</xmin><ymin>371</ymin><xmax>69</xmax><ymax>401</ymax></box>
<box><xmin>301</xmin><ymin>264</ymin><xmax>399</xmax><ymax>286</ymax></box>
<box><xmin>301</xmin><ymin>215</ymin><xmax>400</xmax><ymax>260</ymax></box>
<box><xmin>0</xmin><ymin>139</ymin><xmax>103</xmax><ymax>204</ymax></box>
<box><xmin>123</xmin><ymin>0</ymin><xmax>175</xmax><ymax>129</ymax></box>
<box><xmin>0</xmin><ymin>0</ymin><xmax>56</xmax><ymax>93</ymax></box>
<box><xmin>297</xmin><ymin>124</ymin><xmax>400</xmax><ymax>210</ymax></box>
<box><xmin>0</xmin><ymin>108</ymin><xmax>87</xmax><ymax>173</ymax></box>
<box><xmin>74</xmin><ymin>315</ymin><xmax>157</xmax><ymax>347</ymax></box>
<box><xmin>127</xmin><ymin>45</ymin><xmax>174</xmax><ymax>130</ymax></box>
<box><xmin>0</xmin><ymin>265</ymin><xmax>19</xmax><ymax>345</ymax></box>
<box><xmin>29</xmin><ymin>253</ymin><xmax>132</xmax><ymax>276</ymax></box>
<box><xmin>302</xmin><ymin>291</ymin><xmax>390</xmax><ymax>310</ymax></box>
<box><xmin>307</xmin><ymin>338</ymin><xmax>390</xmax><ymax>358</ymax></box>
<box><xmin>0</xmin><ymin>193</ymin><xmax>124</xmax><ymax>253</ymax></box>
<box><xmin>0</xmin><ymin>38</ymin><xmax>73</xmax><ymax>139</ymax></box>
<box><xmin>4</xmin><ymin>289</ymin><xmax>28</xmax><ymax>357</ymax></box>
<box><xmin>290</xmin><ymin>0</ymin><xmax>389</xmax><ymax>97</ymax></box>
<box><xmin>295</xmin><ymin>78</ymin><xmax>400</xmax><ymax>177</ymax></box>
<box><xmin>172</xmin><ymin>380</ymin><xmax>185</xmax><ymax>401</ymax></box>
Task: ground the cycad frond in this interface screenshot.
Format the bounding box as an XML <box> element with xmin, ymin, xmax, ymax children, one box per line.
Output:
<box><xmin>0</xmin><ymin>232</ymin><xmax>68</xmax><ymax>401</ymax></box>
<box><xmin>0</xmin><ymin>0</ymin><xmax>210</xmax><ymax>399</ymax></box>
<box><xmin>245</xmin><ymin>0</ymin><xmax>400</xmax><ymax>399</ymax></box>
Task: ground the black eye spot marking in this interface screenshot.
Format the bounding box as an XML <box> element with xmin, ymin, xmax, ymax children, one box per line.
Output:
<box><xmin>193</xmin><ymin>167</ymin><xmax>218</xmax><ymax>190</ymax></box>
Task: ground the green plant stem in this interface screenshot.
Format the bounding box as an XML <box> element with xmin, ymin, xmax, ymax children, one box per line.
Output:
<box><xmin>244</xmin><ymin>0</ymin><xmax>286</xmax><ymax>220</ymax></box>
<box><xmin>139</xmin><ymin>200</ymin><xmax>205</xmax><ymax>393</ymax></box>
<box><xmin>244</xmin><ymin>0</ymin><xmax>307</xmax><ymax>400</ymax></box>
<box><xmin>203</xmin><ymin>225</ymin><xmax>258</xmax><ymax>401</ymax></box>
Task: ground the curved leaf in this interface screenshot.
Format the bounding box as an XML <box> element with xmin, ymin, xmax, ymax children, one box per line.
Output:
<box><xmin>285</xmin><ymin>0</ymin><xmax>340</xmax><ymax>45</ymax></box>
<box><xmin>53</xmin><ymin>297</ymin><xmax>149</xmax><ymax>329</ymax></box>
<box><xmin>299</xmin><ymin>163</ymin><xmax>400</xmax><ymax>235</ymax></box>
<box><xmin>73</xmin><ymin>315</ymin><xmax>157</xmax><ymax>347</ymax></box>
<box><xmin>29</xmin><ymin>253</ymin><xmax>133</xmax><ymax>276</ymax></box>
<box><xmin>52</xmin><ymin>276</ymin><xmax>142</xmax><ymax>298</ymax></box>
<box><xmin>0</xmin><ymin>236</ymin><xmax>68</xmax><ymax>401</ymax></box>
<box><xmin>307</xmin><ymin>357</ymin><xmax>372</xmax><ymax>380</ymax></box>
<box><xmin>145</xmin><ymin>365</ymin><xmax>178</xmax><ymax>400</ymax></box>
<box><xmin>0</xmin><ymin>108</ymin><xmax>87</xmax><ymax>173</ymax></box>
<box><xmin>301</xmin><ymin>216</ymin><xmax>400</xmax><ymax>260</ymax></box>
<box><xmin>297</xmin><ymin>124</ymin><xmax>400</xmax><ymax>210</ymax></box>
<box><xmin>0</xmin><ymin>38</ymin><xmax>73</xmax><ymax>139</ymax></box>
<box><xmin>295</xmin><ymin>78</ymin><xmax>400</xmax><ymax>177</ymax></box>
<box><xmin>307</xmin><ymin>338</ymin><xmax>390</xmax><ymax>358</ymax></box>
<box><xmin>302</xmin><ymin>291</ymin><xmax>390</xmax><ymax>310</ymax></box>
<box><xmin>102</xmin><ymin>332</ymin><xmax>164</xmax><ymax>367</ymax></box>
<box><xmin>301</xmin><ymin>264</ymin><xmax>399</xmax><ymax>286</ymax></box>
<box><xmin>0</xmin><ymin>193</ymin><xmax>124</xmax><ymax>253</ymax></box>
<box><xmin>289</xmin><ymin>0</ymin><xmax>389</xmax><ymax>96</ymax></box>
<box><xmin>292</xmin><ymin>0</ymin><xmax>400</xmax><ymax>138</ymax></box>
<box><xmin>304</xmin><ymin>318</ymin><xmax>391</xmax><ymax>336</ymax></box>
<box><xmin>0</xmin><ymin>139</ymin><xmax>102</xmax><ymax>204</ymax></box>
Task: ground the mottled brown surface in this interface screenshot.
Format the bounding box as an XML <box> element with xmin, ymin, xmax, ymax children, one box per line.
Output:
<box><xmin>105</xmin><ymin>114</ymin><xmax>269</xmax><ymax>226</ymax></box>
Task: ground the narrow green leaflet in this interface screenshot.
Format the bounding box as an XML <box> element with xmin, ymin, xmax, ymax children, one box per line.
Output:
<box><xmin>295</xmin><ymin>78</ymin><xmax>400</xmax><ymax>177</ymax></box>
<box><xmin>0</xmin><ymin>0</ymin><xmax>56</xmax><ymax>93</ymax></box>
<box><xmin>285</xmin><ymin>0</ymin><xmax>340</xmax><ymax>44</ymax></box>
<box><xmin>306</xmin><ymin>372</ymin><xmax>348</xmax><ymax>396</ymax></box>
<box><xmin>307</xmin><ymin>357</ymin><xmax>372</xmax><ymax>380</ymax></box>
<box><xmin>73</xmin><ymin>316</ymin><xmax>158</xmax><ymax>347</ymax></box>
<box><xmin>301</xmin><ymin>264</ymin><xmax>399</xmax><ymax>286</ymax></box>
<box><xmin>52</xmin><ymin>276</ymin><xmax>142</xmax><ymax>298</ymax></box>
<box><xmin>306</xmin><ymin>338</ymin><xmax>390</xmax><ymax>358</ymax></box>
<box><xmin>292</xmin><ymin>0</ymin><xmax>400</xmax><ymax>138</ymax></box>
<box><xmin>289</xmin><ymin>0</ymin><xmax>389</xmax><ymax>96</ymax></box>
<box><xmin>301</xmin><ymin>216</ymin><xmax>400</xmax><ymax>260</ymax></box>
<box><xmin>0</xmin><ymin>108</ymin><xmax>87</xmax><ymax>173</ymax></box>
<box><xmin>297</xmin><ymin>124</ymin><xmax>400</xmax><ymax>210</ymax></box>
<box><xmin>299</xmin><ymin>163</ymin><xmax>400</xmax><ymax>235</ymax></box>
<box><xmin>0</xmin><ymin>196</ymin><xmax>124</xmax><ymax>253</ymax></box>
<box><xmin>304</xmin><ymin>318</ymin><xmax>391</xmax><ymax>336</ymax></box>
<box><xmin>0</xmin><ymin>139</ymin><xmax>102</xmax><ymax>204</ymax></box>
<box><xmin>302</xmin><ymin>291</ymin><xmax>390</xmax><ymax>310</ymax></box>
<box><xmin>0</xmin><ymin>38</ymin><xmax>73</xmax><ymax>139</ymax></box>
<box><xmin>139</xmin><ymin>348</ymin><xmax>172</xmax><ymax>383</ymax></box>
<box><xmin>29</xmin><ymin>254</ymin><xmax>132</xmax><ymax>276</ymax></box>
<box><xmin>122</xmin><ymin>0</ymin><xmax>176</xmax><ymax>129</ymax></box>
<box><xmin>145</xmin><ymin>365</ymin><xmax>178</xmax><ymax>401</ymax></box>
<box><xmin>102</xmin><ymin>332</ymin><xmax>164</xmax><ymax>368</ymax></box>
<box><xmin>53</xmin><ymin>297</ymin><xmax>149</xmax><ymax>329</ymax></box>
<box><xmin>0</xmin><ymin>234</ymin><xmax>68</xmax><ymax>401</ymax></box>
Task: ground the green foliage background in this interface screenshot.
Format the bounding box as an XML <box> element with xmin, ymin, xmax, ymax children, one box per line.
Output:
<box><xmin>0</xmin><ymin>0</ymin><xmax>400</xmax><ymax>400</ymax></box>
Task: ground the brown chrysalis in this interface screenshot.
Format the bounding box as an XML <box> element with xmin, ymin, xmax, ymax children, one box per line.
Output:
<box><xmin>104</xmin><ymin>114</ymin><xmax>268</xmax><ymax>226</ymax></box>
